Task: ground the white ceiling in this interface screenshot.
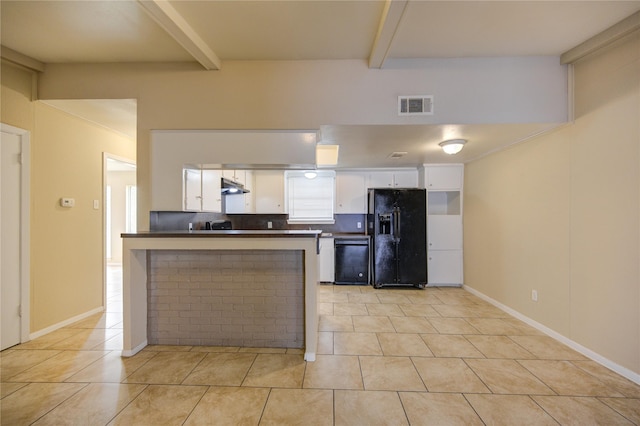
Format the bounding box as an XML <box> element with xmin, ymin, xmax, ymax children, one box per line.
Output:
<box><xmin>2</xmin><ymin>0</ymin><xmax>639</xmax><ymax>167</ymax></box>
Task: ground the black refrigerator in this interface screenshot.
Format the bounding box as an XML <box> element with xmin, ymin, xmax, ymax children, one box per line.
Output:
<box><xmin>367</xmin><ymin>188</ymin><xmax>427</xmax><ymax>289</ymax></box>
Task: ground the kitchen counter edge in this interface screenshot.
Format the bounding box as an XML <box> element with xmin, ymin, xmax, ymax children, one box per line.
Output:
<box><xmin>121</xmin><ymin>230</ymin><xmax>322</xmax><ymax>238</ymax></box>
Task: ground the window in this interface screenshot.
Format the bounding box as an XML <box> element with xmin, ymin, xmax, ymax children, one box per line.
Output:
<box><xmin>285</xmin><ymin>170</ymin><xmax>335</xmax><ymax>224</ymax></box>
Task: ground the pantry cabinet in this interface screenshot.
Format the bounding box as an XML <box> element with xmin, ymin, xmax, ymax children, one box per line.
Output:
<box><xmin>422</xmin><ymin>164</ymin><xmax>464</xmax><ymax>286</ymax></box>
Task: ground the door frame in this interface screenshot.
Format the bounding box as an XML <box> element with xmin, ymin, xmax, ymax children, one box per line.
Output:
<box><xmin>1</xmin><ymin>123</ymin><xmax>31</xmax><ymax>343</ymax></box>
<box><xmin>102</xmin><ymin>152</ymin><xmax>136</xmax><ymax>306</ymax></box>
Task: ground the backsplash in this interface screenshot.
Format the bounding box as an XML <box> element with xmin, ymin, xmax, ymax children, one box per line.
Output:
<box><xmin>150</xmin><ymin>211</ymin><xmax>366</xmax><ymax>234</ymax></box>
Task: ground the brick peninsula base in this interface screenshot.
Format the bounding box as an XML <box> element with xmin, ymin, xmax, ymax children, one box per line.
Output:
<box><xmin>121</xmin><ymin>230</ymin><xmax>321</xmax><ymax>361</ymax></box>
<box><xmin>148</xmin><ymin>249</ymin><xmax>304</xmax><ymax>348</ymax></box>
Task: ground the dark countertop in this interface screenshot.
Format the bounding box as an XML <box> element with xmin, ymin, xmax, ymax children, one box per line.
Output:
<box><xmin>122</xmin><ymin>230</ymin><xmax>322</xmax><ymax>238</ymax></box>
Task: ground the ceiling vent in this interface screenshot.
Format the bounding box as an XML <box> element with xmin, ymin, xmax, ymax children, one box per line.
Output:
<box><xmin>388</xmin><ymin>151</ymin><xmax>408</xmax><ymax>159</ymax></box>
<box><xmin>398</xmin><ymin>95</ymin><xmax>434</xmax><ymax>116</ymax></box>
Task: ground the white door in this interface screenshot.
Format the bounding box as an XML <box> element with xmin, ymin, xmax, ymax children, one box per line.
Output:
<box><xmin>1</xmin><ymin>130</ymin><xmax>23</xmax><ymax>350</ymax></box>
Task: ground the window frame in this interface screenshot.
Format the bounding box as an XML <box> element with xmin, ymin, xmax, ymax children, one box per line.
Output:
<box><xmin>285</xmin><ymin>170</ymin><xmax>336</xmax><ymax>224</ymax></box>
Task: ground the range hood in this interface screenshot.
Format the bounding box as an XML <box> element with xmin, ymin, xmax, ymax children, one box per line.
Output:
<box><xmin>221</xmin><ymin>177</ymin><xmax>249</xmax><ymax>195</ymax></box>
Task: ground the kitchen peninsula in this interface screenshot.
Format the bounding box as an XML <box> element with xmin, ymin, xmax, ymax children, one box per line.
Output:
<box><xmin>121</xmin><ymin>230</ymin><xmax>321</xmax><ymax>361</ymax></box>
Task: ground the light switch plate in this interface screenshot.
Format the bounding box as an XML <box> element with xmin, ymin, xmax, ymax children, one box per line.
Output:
<box><xmin>93</xmin><ymin>200</ymin><xmax>100</xmax><ymax>209</ymax></box>
<box><xmin>60</xmin><ymin>198</ymin><xmax>75</xmax><ymax>208</ymax></box>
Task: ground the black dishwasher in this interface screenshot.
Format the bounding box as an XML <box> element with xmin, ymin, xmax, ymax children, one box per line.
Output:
<box><xmin>334</xmin><ymin>237</ymin><xmax>370</xmax><ymax>285</ymax></box>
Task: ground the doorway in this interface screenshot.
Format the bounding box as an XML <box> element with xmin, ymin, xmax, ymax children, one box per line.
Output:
<box><xmin>1</xmin><ymin>124</ymin><xmax>31</xmax><ymax>350</ymax></box>
<box><xmin>103</xmin><ymin>154</ymin><xmax>136</xmax><ymax>308</ymax></box>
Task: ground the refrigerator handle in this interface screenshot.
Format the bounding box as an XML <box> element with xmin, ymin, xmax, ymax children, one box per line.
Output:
<box><xmin>393</xmin><ymin>207</ymin><xmax>401</xmax><ymax>242</ymax></box>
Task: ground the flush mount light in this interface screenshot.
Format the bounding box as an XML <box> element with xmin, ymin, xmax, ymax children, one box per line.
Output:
<box><xmin>439</xmin><ymin>139</ymin><xmax>467</xmax><ymax>155</ymax></box>
<box><xmin>304</xmin><ymin>171</ymin><xmax>318</xmax><ymax>179</ymax></box>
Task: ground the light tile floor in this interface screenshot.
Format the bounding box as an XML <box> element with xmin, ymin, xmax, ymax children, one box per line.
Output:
<box><xmin>2</xmin><ymin>266</ymin><xmax>639</xmax><ymax>425</ymax></box>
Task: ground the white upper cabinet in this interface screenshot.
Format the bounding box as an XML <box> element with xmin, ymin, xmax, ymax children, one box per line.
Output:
<box><xmin>335</xmin><ymin>172</ymin><xmax>367</xmax><ymax>213</ymax></box>
<box><xmin>201</xmin><ymin>170</ymin><xmax>222</xmax><ymax>212</ymax></box>
<box><xmin>183</xmin><ymin>168</ymin><xmax>202</xmax><ymax>211</ymax></box>
<box><xmin>392</xmin><ymin>170</ymin><xmax>419</xmax><ymax>187</ymax></box>
<box><xmin>367</xmin><ymin>169</ymin><xmax>419</xmax><ymax>188</ymax></box>
<box><xmin>254</xmin><ymin>170</ymin><xmax>285</xmax><ymax>213</ymax></box>
<box><xmin>368</xmin><ymin>171</ymin><xmax>394</xmax><ymax>188</ymax></box>
<box><xmin>243</xmin><ymin>170</ymin><xmax>254</xmax><ymax>212</ymax></box>
<box><xmin>223</xmin><ymin>169</ymin><xmax>247</xmax><ymax>185</ymax></box>
<box><xmin>224</xmin><ymin>170</ymin><xmax>254</xmax><ymax>214</ymax></box>
<box><xmin>425</xmin><ymin>164</ymin><xmax>464</xmax><ymax>190</ymax></box>
<box><xmin>183</xmin><ymin>168</ymin><xmax>222</xmax><ymax>212</ymax></box>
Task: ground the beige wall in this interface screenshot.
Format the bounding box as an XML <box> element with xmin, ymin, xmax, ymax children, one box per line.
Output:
<box><xmin>464</xmin><ymin>32</ymin><xmax>639</xmax><ymax>375</ymax></box>
<box><xmin>1</xmin><ymin>62</ymin><xmax>136</xmax><ymax>333</ymax></box>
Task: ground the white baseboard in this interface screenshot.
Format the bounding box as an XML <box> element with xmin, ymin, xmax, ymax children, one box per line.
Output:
<box><xmin>122</xmin><ymin>340</ymin><xmax>147</xmax><ymax>357</ymax></box>
<box><xmin>464</xmin><ymin>285</ymin><xmax>640</xmax><ymax>386</ymax></box>
<box><xmin>28</xmin><ymin>307</ymin><xmax>105</xmax><ymax>340</ymax></box>
<box><xmin>304</xmin><ymin>351</ymin><xmax>316</xmax><ymax>362</ymax></box>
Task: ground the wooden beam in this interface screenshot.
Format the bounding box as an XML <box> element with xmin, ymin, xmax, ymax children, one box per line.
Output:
<box><xmin>1</xmin><ymin>46</ymin><xmax>45</xmax><ymax>72</ymax></box>
<box><xmin>368</xmin><ymin>0</ymin><xmax>409</xmax><ymax>69</ymax></box>
<box><xmin>561</xmin><ymin>10</ymin><xmax>640</xmax><ymax>64</ymax></box>
<box><xmin>137</xmin><ymin>0</ymin><xmax>221</xmax><ymax>70</ymax></box>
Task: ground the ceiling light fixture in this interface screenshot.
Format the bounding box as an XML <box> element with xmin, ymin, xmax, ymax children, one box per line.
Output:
<box><xmin>439</xmin><ymin>139</ymin><xmax>466</xmax><ymax>155</ymax></box>
<box><xmin>304</xmin><ymin>171</ymin><xmax>318</xmax><ymax>179</ymax></box>
<box><xmin>316</xmin><ymin>144</ymin><xmax>339</xmax><ymax>166</ymax></box>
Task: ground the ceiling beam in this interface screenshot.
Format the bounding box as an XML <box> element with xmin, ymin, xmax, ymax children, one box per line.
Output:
<box><xmin>1</xmin><ymin>45</ymin><xmax>45</xmax><ymax>72</ymax></box>
<box><xmin>561</xmin><ymin>10</ymin><xmax>640</xmax><ymax>64</ymax></box>
<box><xmin>368</xmin><ymin>0</ymin><xmax>409</xmax><ymax>69</ymax></box>
<box><xmin>137</xmin><ymin>0</ymin><xmax>221</xmax><ymax>70</ymax></box>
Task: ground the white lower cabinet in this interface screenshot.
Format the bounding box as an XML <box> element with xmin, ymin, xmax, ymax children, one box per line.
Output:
<box><xmin>428</xmin><ymin>250</ymin><xmax>463</xmax><ymax>285</ymax></box>
<box><xmin>318</xmin><ymin>237</ymin><xmax>335</xmax><ymax>282</ymax></box>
